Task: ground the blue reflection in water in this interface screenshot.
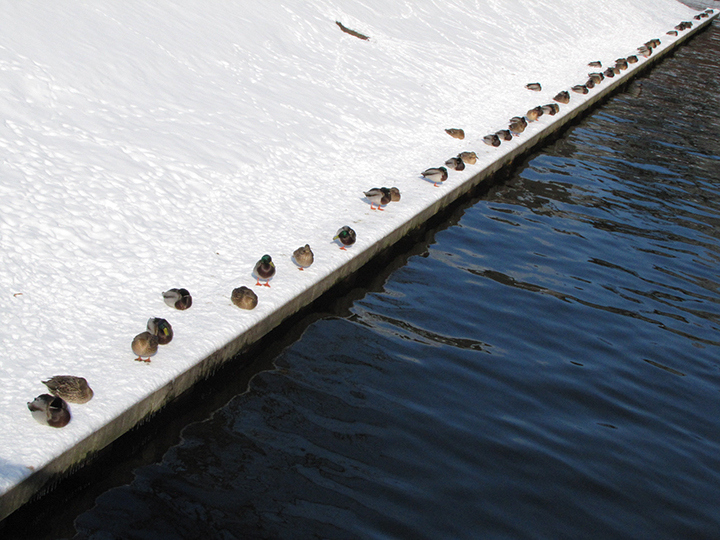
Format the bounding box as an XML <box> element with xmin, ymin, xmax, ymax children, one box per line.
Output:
<box><xmin>72</xmin><ymin>24</ymin><xmax>720</xmax><ymax>540</ymax></box>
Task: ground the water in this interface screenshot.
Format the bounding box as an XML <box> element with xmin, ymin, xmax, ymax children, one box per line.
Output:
<box><xmin>7</xmin><ymin>18</ymin><xmax>720</xmax><ymax>540</ymax></box>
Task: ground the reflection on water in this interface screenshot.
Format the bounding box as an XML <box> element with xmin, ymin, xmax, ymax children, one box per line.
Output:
<box><xmin>8</xmin><ymin>19</ymin><xmax>720</xmax><ymax>540</ymax></box>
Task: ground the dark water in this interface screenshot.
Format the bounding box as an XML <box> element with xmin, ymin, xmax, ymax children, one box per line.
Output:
<box><xmin>9</xmin><ymin>19</ymin><xmax>720</xmax><ymax>540</ymax></box>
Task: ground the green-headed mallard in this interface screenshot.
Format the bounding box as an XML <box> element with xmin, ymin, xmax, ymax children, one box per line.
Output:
<box><xmin>42</xmin><ymin>376</ymin><xmax>93</xmax><ymax>404</ymax></box>
<box><xmin>162</xmin><ymin>288</ymin><xmax>192</xmax><ymax>310</ymax></box>
<box><xmin>334</xmin><ymin>226</ymin><xmax>356</xmax><ymax>250</ymax></box>
<box><xmin>293</xmin><ymin>244</ymin><xmax>314</xmax><ymax>270</ymax></box>
<box><xmin>132</xmin><ymin>331</ymin><xmax>158</xmax><ymax>363</ymax></box>
<box><xmin>28</xmin><ymin>394</ymin><xmax>71</xmax><ymax>428</ymax></box>
<box><xmin>254</xmin><ymin>254</ymin><xmax>276</xmax><ymax>287</ymax></box>
<box><xmin>421</xmin><ymin>167</ymin><xmax>448</xmax><ymax>187</ymax></box>
<box><xmin>231</xmin><ymin>286</ymin><xmax>258</xmax><ymax>310</ymax></box>
<box><xmin>147</xmin><ymin>317</ymin><xmax>173</xmax><ymax>345</ymax></box>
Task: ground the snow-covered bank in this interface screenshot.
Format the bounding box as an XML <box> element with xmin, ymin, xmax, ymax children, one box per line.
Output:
<box><xmin>0</xmin><ymin>0</ymin><xmax>708</xmax><ymax>519</ymax></box>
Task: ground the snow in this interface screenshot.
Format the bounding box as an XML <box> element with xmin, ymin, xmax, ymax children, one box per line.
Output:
<box><xmin>0</xmin><ymin>0</ymin><xmax>703</xmax><ymax>498</ymax></box>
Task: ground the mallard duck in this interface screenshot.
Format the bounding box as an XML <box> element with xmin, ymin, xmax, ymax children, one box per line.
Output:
<box><xmin>626</xmin><ymin>55</ymin><xmax>638</xmax><ymax>64</ymax></box>
<box><xmin>132</xmin><ymin>331</ymin><xmax>158</xmax><ymax>362</ymax></box>
<box><xmin>603</xmin><ymin>67</ymin><xmax>616</xmax><ymax>78</ymax></box>
<box><xmin>526</xmin><ymin>106</ymin><xmax>543</xmax><ymax>122</ymax></box>
<box><xmin>389</xmin><ymin>187</ymin><xmax>401</xmax><ymax>202</ymax></box>
<box><xmin>334</xmin><ymin>226</ymin><xmax>356</xmax><ymax>250</ymax></box>
<box><xmin>496</xmin><ymin>129</ymin><xmax>513</xmax><ymax>141</ymax></box>
<box><xmin>509</xmin><ymin>121</ymin><xmax>526</xmax><ymax>136</ymax></box>
<box><xmin>445</xmin><ymin>128</ymin><xmax>465</xmax><ymax>139</ymax></box>
<box><xmin>231</xmin><ymin>286</ymin><xmax>258</xmax><ymax>310</ymax></box>
<box><xmin>293</xmin><ymin>244</ymin><xmax>314</xmax><ymax>270</ymax></box>
<box><xmin>147</xmin><ymin>317</ymin><xmax>173</xmax><ymax>345</ymax></box>
<box><xmin>28</xmin><ymin>394</ymin><xmax>71</xmax><ymax>428</ymax></box>
<box><xmin>571</xmin><ymin>85</ymin><xmax>588</xmax><ymax>95</ymax></box>
<box><xmin>588</xmin><ymin>61</ymin><xmax>602</xmax><ymax>68</ymax></box>
<box><xmin>162</xmin><ymin>288</ymin><xmax>192</xmax><ymax>310</ymax></box>
<box><xmin>667</xmin><ymin>30</ymin><xmax>678</xmax><ymax>36</ymax></box>
<box><xmin>458</xmin><ymin>151</ymin><xmax>477</xmax><ymax>165</ymax></box>
<box><xmin>585</xmin><ymin>78</ymin><xmax>595</xmax><ymax>89</ymax></box>
<box><xmin>588</xmin><ymin>72</ymin><xmax>604</xmax><ymax>84</ymax></box>
<box><xmin>421</xmin><ymin>167</ymin><xmax>448</xmax><ymax>187</ymax></box>
<box><xmin>483</xmin><ymin>134</ymin><xmax>501</xmax><ymax>147</ymax></box>
<box><xmin>541</xmin><ymin>104</ymin><xmax>559</xmax><ymax>115</ymax></box>
<box><xmin>445</xmin><ymin>157</ymin><xmax>465</xmax><ymax>171</ymax></box>
<box><xmin>364</xmin><ymin>187</ymin><xmax>392</xmax><ymax>210</ymax></box>
<box><xmin>525</xmin><ymin>82</ymin><xmax>542</xmax><ymax>91</ymax></box>
<box><xmin>254</xmin><ymin>255</ymin><xmax>276</xmax><ymax>287</ymax></box>
<box><xmin>553</xmin><ymin>91</ymin><xmax>570</xmax><ymax>104</ymax></box>
<box><xmin>42</xmin><ymin>376</ymin><xmax>94</xmax><ymax>404</ymax></box>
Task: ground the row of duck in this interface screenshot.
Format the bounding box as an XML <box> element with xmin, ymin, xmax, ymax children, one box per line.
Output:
<box><xmin>420</xmin><ymin>13</ymin><xmax>712</xmax><ymax>186</ymax></box>
<box><xmin>27</xmin><ymin>11</ymin><xmax>714</xmax><ymax>428</ymax></box>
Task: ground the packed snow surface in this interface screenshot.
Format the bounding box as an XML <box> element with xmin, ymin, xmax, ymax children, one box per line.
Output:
<box><xmin>0</xmin><ymin>0</ymin><xmax>702</xmax><ymax>495</ymax></box>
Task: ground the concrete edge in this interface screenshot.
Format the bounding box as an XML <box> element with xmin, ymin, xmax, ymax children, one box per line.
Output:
<box><xmin>1</xmin><ymin>9</ymin><xmax>716</xmax><ymax>524</ymax></box>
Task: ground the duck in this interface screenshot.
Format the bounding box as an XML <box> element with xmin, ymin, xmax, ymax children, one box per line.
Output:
<box><xmin>603</xmin><ymin>67</ymin><xmax>616</xmax><ymax>78</ymax></box>
<box><xmin>28</xmin><ymin>394</ymin><xmax>71</xmax><ymax>428</ymax></box>
<box><xmin>132</xmin><ymin>331</ymin><xmax>158</xmax><ymax>362</ymax></box>
<box><xmin>445</xmin><ymin>128</ymin><xmax>465</xmax><ymax>139</ymax></box>
<box><xmin>667</xmin><ymin>30</ymin><xmax>678</xmax><ymax>36</ymax></box>
<box><xmin>364</xmin><ymin>187</ymin><xmax>392</xmax><ymax>210</ymax></box>
<box><xmin>389</xmin><ymin>187</ymin><xmax>401</xmax><ymax>202</ymax></box>
<box><xmin>588</xmin><ymin>72</ymin><xmax>604</xmax><ymax>84</ymax></box>
<box><xmin>147</xmin><ymin>317</ymin><xmax>173</xmax><ymax>345</ymax></box>
<box><xmin>231</xmin><ymin>286</ymin><xmax>258</xmax><ymax>310</ymax></box>
<box><xmin>588</xmin><ymin>60</ymin><xmax>602</xmax><ymax>68</ymax></box>
<box><xmin>525</xmin><ymin>82</ymin><xmax>542</xmax><ymax>91</ymax></box>
<box><xmin>553</xmin><ymin>91</ymin><xmax>570</xmax><ymax>104</ymax></box>
<box><xmin>571</xmin><ymin>85</ymin><xmax>589</xmax><ymax>94</ymax></box>
<box><xmin>42</xmin><ymin>376</ymin><xmax>94</xmax><ymax>404</ymax></box>
<box><xmin>585</xmin><ymin>78</ymin><xmax>595</xmax><ymax>89</ymax></box>
<box><xmin>162</xmin><ymin>288</ymin><xmax>192</xmax><ymax>310</ymax></box>
<box><xmin>293</xmin><ymin>244</ymin><xmax>314</xmax><ymax>270</ymax></box>
<box><xmin>445</xmin><ymin>157</ymin><xmax>465</xmax><ymax>171</ymax></box>
<box><xmin>627</xmin><ymin>55</ymin><xmax>638</xmax><ymax>64</ymax></box>
<box><xmin>541</xmin><ymin>103</ymin><xmax>560</xmax><ymax>115</ymax></box>
<box><xmin>483</xmin><ymin>134</ymin><xmax>501</xmax><ymax>147</ymax></box>
<box><xmin>421</xmin><ymin>167</ymin><xmax>448</xmax><ymax>187</ymax></box>
<box><xmin>334</xmin><ymin>226</ymin><xmax>356</xmax><ymax>250</ymax></box>
<box><xmin>458</xmin><ymin>151</ymin><xmax>477</xmax><ymax>165</ymax></box>
<box><xmin>254</xmin><ymin>255</ymin><xmax>276</xmax><ymax>287</ymax></box>
<box><xmin>495</xmin><ymin>129</ymin><xmax>513</xmax><ymax>141</ymax></box>
<box><xmin>526</xmin><ymin>106</ymin><xmax>544</xmax><ymax>122</ymax></box>
<box><xmin>509</xmin><ymin>120</ymin><xmax>526</xmax><ymax>136</ymax></box>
